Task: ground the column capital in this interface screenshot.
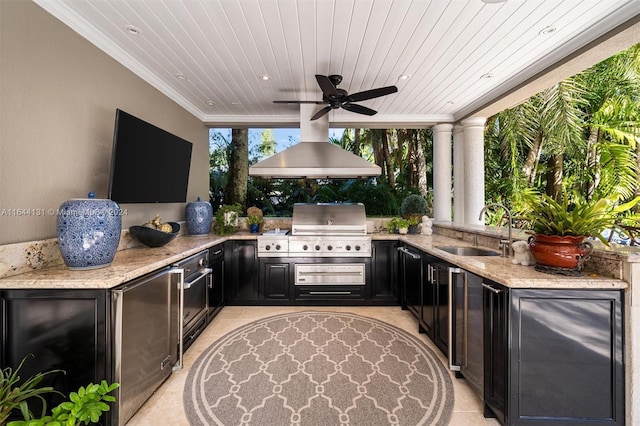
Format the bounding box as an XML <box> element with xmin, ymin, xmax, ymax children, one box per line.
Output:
<box><xmin>460</xmin><ymin>117</ymin><xmax>486</xmax><ymax>128</ymax></box>
<box><xmin>453</xmin><ymin>124</ymin><xmax>464</xmax><ymax>134</ymax></box>
<box><xmin>432</xmin><ymin>123</ymin><xmax>454</xmax><ymax>133</ymax></box>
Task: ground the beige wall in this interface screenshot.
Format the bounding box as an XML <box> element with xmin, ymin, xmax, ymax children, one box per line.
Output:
<box><xmin>0</xmin><ymin>1</ymin><xmax>209</xmax><ymax>245</ymax></box>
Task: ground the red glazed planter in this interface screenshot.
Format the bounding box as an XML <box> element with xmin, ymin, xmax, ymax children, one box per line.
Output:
<box><xmin>528</xmin><ymin>234</ymin><xmax>594</xmax><ymax>270</ymax></box>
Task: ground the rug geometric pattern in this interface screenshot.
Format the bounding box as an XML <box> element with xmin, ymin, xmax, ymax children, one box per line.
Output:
<box><xmin>184</xmin><ymin>311</ymin><xmax>453</xmax><ymax>425</ymax></box>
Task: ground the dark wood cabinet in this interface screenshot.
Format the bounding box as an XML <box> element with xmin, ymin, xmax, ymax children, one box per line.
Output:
<box><xmin>226</xmin><ymin>240</ymin><xmax>259</xmax><ymax>303</ymax></box>
<box><xmin>399</xmin><ymin>245</ymin><xmax>422</xmax><ymax>316</ymax></box>
<box><xmin>208</xmin><ymin>243</ymin><xmax>225</xmax><ymax>321</ymax></box>
<box><xmin>260</xmin><ymin>260</ymin><xmax>290</xmax><ymax>300</ymax></box>
<box><xmin>431</xmin><ymin>261</ymin><xmax>451</xmax><ymax>355</ymax></box>
<box><xmin>419</xmin><ymin>253</ymin><xmax>436</xmax><ymax>337</ymax></box>
<box><xmin>0</xmin><ymin>289</ymin><xmax>111</xmax><ymax>423</ymax></box>
<box><xmin>483</xmin><ymin>280</ymin><xmax>509</xmax><ymax>423</ymax></box>
<box><xmin>484</xmin><ymin>285</ymin><xmax>624</xmax><ymax>426</ymax></box>
<box><xmin>371</xmin><ymin>240</ymin><xmax>398</xmax><ymax>302</ymax></box>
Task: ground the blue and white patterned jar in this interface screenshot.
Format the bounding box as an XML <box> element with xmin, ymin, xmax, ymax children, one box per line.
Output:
<box><xmin>57</xmin><ymin>192</ymin><xmax>122</xmax><ymax>270</ymax></box>
<box><xmin>185</xmin><ymin>196</ymin><xmax>213</xmax><ymax>235</ymax></box>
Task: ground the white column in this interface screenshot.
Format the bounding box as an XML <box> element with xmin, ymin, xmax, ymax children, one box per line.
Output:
<box><xmin>432</xmin><ymin>123</ymin><xmax>454</xmax><ymax>222</ymax></box>
<box><xmin>462</xmin><ymin>117</ymin><xmax>487</xmax><ymax>225</ymax></box>
<box><xmin>453</xmin><ymin>124</ymin><xmax>465</xmax><ymax>224</ymax></box>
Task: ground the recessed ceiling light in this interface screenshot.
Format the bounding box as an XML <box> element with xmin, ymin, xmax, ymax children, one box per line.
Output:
<box><xmin>398</xmin><ymin>74</ymin><xmax>411</xmax><ymax>80</ymax></box>
<box><xmin>175</xmin><ymin>73</ymin><xmax>186</xmax><ymax>80</ymax></box>
<box><xmin>260</xmin><ymin>74</ymin><xmax>270</xmax><ymax>81</ymax></box>
<box><xmin>446</xmin><ymin>101</ymin><xmax>455</xmax><ymax>105</ymax></box>
<box><xmin>125</xmin><ymin>25</ymin><xmax>141</xmax><ymax>35</ymax></box>
<box><xmin>206</xmin><ymin>101</ymin><xmax>215</xmax><ymax>106</ymax></box>
<box><xmin>539</xmin><ymin>26</ymin><xmax>557</xmax><ymax>35</ymax></box>
<box><xmin>480</xmin><ymin>73</ymin><xmax>493</xmax><ymax>80</ymax></box>
<box><xmin>231</xmin><ymin>102</ymin><xmax>242</xmax><ymax>105</ymax></box>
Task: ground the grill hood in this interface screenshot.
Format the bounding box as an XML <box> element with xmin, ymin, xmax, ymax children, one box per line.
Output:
<box><xmin>249</xmin><ymin>105</ymin><xmax>381</xmax><ymax>179</ymax></box>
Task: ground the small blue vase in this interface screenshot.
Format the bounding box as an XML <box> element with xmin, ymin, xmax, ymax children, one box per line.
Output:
<box><xmin>57</xmin><ymin>192</ymin><xmax>122</xmax><ymax>270</ymax></box>
<box><xmin>185</xmin><ymin>197</ymin><xmax>213</xmax><ymax>235</ymax></box>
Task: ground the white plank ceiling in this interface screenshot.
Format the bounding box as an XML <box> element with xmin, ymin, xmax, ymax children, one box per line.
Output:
<box><xmin>35</xmin><ymin>0</ymin><xmax>640</xmax><ymax>127</ymax></box>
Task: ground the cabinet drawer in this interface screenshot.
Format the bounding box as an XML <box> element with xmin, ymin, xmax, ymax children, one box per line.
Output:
<box><xmin>295</xmin><ymin>286</ymin><xmax>365</xmax><ymax>300</ymax></box>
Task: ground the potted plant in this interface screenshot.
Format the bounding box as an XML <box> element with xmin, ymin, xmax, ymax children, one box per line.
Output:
<box><xmin>247</xmin><ymin>215</ymin><xmax>263</xmax><ymax>233</ymax></box>
<box><xmin>522</xmin><ymin>192</ymin><xmax>639</xmax><ymax>273</ymax></box>
<box><xmin>400</xmin><ymin>194</ymin><xmax>430</xmax><ymax>229</ymax></box>
<box><xmin>406</xmin><ymin>216</ymin><xmax>420</xmax><ymax>234</ymax></box>
<box><xmin>213</xmin><ymin>204</ymin><xmax>242</xmax><ymax>235</ymax></box>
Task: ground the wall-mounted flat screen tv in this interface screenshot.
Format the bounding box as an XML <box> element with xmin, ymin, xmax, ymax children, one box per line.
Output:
<box><xmin>108</xmin><ymin>109</ymin><xmax>193</xmax><ymax>203</ymax></box>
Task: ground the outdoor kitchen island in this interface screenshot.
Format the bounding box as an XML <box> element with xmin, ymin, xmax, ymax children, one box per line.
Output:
<box><xmin>0</xmin><ymin>230</ymin><xmax>630</xmax><ymax>426</ymax></box>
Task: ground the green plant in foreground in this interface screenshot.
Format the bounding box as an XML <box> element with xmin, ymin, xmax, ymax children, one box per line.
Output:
<box><xmin>0</xmin><ymin>356</ymin><xmax>62</xmax><ymax>425</ymax></box>
<box><xmin>1</xmin><ymin>355</ymin><xmax>118</xmax><ymax>426</ymax></box>
<box><xmin>7</xmin><ymin>381</ymin><xmax>119</xmax><ymax>426</ymax></box>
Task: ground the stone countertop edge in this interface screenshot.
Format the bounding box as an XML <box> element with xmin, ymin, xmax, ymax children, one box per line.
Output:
<box><xmin>0</xmin><ymin>232</ymin><xmax>627</xmax><ymax>290</ymax></box>
<box><xmin>396</xmin><ymin>234</ymin><xmax>627</xmax><ymax>290</ymax></box>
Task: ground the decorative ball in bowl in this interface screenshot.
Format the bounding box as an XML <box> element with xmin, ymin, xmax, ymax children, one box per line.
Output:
<box><xmin>129</xmin><ymin>222</ymin><xmax>180</xmax><ymax>247</ymax></box>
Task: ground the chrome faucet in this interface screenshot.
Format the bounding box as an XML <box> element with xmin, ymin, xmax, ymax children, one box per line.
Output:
<box><xmin>478</xmin><ymin>203</ymin><xmax>513</xmax><ymax>257</ymax></box>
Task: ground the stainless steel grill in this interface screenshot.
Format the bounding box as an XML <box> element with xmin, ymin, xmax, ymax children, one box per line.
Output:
<box><xmin>257</xmin><ymin>203</ymin><xmax>371</xmax><ymax>258</ymax></box>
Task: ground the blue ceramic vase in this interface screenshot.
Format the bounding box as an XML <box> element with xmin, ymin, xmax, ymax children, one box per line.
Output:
<box><xmin>57</xmin><ymin>192</ymin><xmax>122</xmax><ymax>270</ymax></box>
<box><xmin>185</xmin><ymin>197</ymin><xmax>213</xmax><ymax>235</ymax></box>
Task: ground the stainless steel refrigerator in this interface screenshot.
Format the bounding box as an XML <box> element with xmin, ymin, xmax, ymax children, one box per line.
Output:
<box><xmin>112</xmin><ymin>267</ymin><xmax>182</xmax><ymax>425</ymax></box>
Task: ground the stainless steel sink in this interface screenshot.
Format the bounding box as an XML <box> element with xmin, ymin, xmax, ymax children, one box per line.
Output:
<box><xmin>436</xmin><ymin>246</ymin><xmax>500</xmax><ymax>256</ymax></box>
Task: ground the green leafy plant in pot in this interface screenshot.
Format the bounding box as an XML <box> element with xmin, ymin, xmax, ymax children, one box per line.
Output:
<box><xmin>400</xmin><ymin>194</ymin><xmax>430</xmax><ymax>234</ymax></box>
<box><xmin>522</xmin><ymin>191</ymin><xmax>640</xmax><ymax>274</ymax></box>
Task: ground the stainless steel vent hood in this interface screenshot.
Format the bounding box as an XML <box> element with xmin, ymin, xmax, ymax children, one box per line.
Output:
<box><xmin>249</xmin><ymin>105</ymin><xmax>381</xmax><ymax>179</ymax></box>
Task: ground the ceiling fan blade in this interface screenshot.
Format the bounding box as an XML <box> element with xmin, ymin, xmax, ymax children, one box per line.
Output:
<box><xmin>347</xmin><ymin>85</ymin><xmax>398</xmax><ymax>102</ymax></box>
<box><xmin>310</xmin><ymin>106</ymin><xmax>332</xmax><ymax>120</ymax></box>
<box><xmin>315</xmin><ymin>75</ymin><xmax>339</xmax><ymax>97</ymax></box>
<box><xmin>342</xmin><ymin>103</ymin><xmax>377</xmax><ymax>116</ymax></box>
<box><xmin>273</xmin><ymin>100</ymin><xmax>326</xmax><ymax>104</ymax></box>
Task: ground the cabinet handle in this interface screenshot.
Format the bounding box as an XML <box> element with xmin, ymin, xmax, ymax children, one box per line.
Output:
<box><xmin>448</xmin><ymin>267</ymin><xmax>463</xmax><ymax>372</ymax></box>
<box><xmin>482</xmin><ymin>283</ymin><xmax>502</xmax><ymax>294</ymax></box>
<box><xmin>212</xmin><ymin>250</ymin><xmax>222</xmax><ymax>255</ymax></box>
<box><xmin>397</xmin><ymin>246</ymin><xmax>421</xmax><ymax>259</ymax></box>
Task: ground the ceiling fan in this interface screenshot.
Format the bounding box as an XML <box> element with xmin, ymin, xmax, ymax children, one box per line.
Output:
<box><xmin>273</xmin><ymin>74</ymin><xmax>398</xmax><ymax>120</ymax></box>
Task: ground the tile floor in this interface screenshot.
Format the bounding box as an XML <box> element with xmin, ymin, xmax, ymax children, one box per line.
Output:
<box><xmin>127</xmin><ymin>306</ymin><xmax>501</xmax><ymax>425</ymax></box>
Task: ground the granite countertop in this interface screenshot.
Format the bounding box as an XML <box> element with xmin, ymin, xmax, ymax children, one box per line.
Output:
<box><xmin>0</xmin><ymin>232</ymin><xmax>627</xmax><ymax>290</ymax></box>
<box><xmin>395</xmin><ymin>234</ymin><xmax>627</xmax><ymax>290</ymax></box>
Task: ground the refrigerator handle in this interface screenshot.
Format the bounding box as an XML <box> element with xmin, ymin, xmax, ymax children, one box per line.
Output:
<box><xmin>448</xmin><ymin>267</ymin><xmax>463</xmax><ymax>371</ymax></box>
<box><xmin>169</xmin><ymin>267</ymin><xmax>184</xmax><ymax>371</ymax></box>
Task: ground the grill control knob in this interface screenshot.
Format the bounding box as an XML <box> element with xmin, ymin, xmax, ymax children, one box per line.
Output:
<box><xmin>327</xmin><ymin>245</ymin><xmax>333</xmax><ymax>250</ymax></box>
<box><xmin>265</xmin><ymin>245</ymin><xmax>271</xmax><ymax>250</ymax></box>
<box><xmin>315</xmin><ymin>245</ymin><xmax>321</xmax><ymax>251</ymax></box>
<box><xmin>303</xmin><ymin>245</ymin><xmax>308</xmax><ymax>250</ymax></box>
<box><xmin>346</xmin><ymin>245</ymin><xmax>352</xmax><ymax>251</ymax></box>
<box><xmin>355</xmin><ymin>245</ymin><xmax>361</xmax><ymax>251</ymax></box>
<box><xmin>275</xmin><ymin>245</ymin><xmax>281</xmax><ymax>250</ymax></box>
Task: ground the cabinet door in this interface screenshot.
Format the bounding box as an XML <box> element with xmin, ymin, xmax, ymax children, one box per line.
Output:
<box><xmin>1</xmin><ymin>289</ymin><xmax>109</xmax><ymax>421</ymax></box>
<box><xmin>227</xmin><ymin>240</ymin><xmax>259</xmax><ymax>302</ymax></box>
<box><xmin>399</xmin><ymin>246</ymin><xmax>422</xmax><ymax>318</ymax></box>
<box><xmin>432</xmin><ymin>262</ymin><xmax>450</xmax><ymax>355</ymax></box>
<box><xmin>261</xmin><ymin>260</ymin><xmax>290</xmax><ymax>300</ymax></box>
<box><xmin>420</xmin><ymin>254</ymin><xmax>436</xmax><ymax>338</ymax></box>
<box><xmin>371</xmin><ymin>241</ymin><xmax>398</xmax><ymax>301</ymax></box>
<box><xmin>508</xmin><ymin>289</ymin><xmax>624</xmax><ymax>425</ymax></box>
<box><xmin>483</xmin><ymin>281</ymin><xmax>508</xmax><ymax>424</ymax></box>
<box><xmin>208</xmin><ymin>244</ymin><xmax>224</xmax><ymax>320</ymax></box>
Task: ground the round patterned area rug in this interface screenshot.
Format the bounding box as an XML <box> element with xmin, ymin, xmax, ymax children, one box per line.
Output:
<box><xmin>184</xmin><ymin>311</ymin><xmax>453</xmax><ymax>425</ymax></box>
